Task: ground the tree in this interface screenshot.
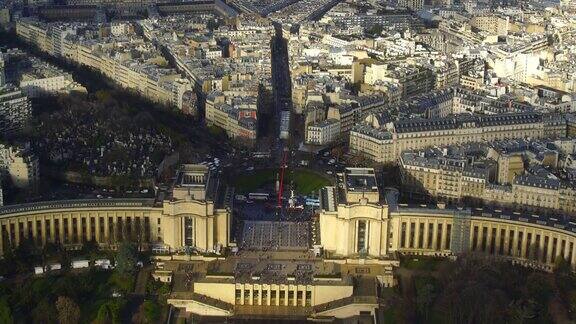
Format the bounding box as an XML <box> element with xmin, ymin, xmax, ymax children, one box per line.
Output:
<box><xmin>567</xmin><ymin>290</ymin><xmax>576</xmax><ymax>314</ymax></box>
<box><xmin>526</xmin><ymin>272</ymin><xmax>553</xmax><ymax>306</ymax></box>
<box><xmin>367</xmin><ymin>24</ymin><xmax>384</xmax><ymax>35</ymax></box>
<box><xmin>32</xmin><ymin>299</ymin><xmax>58</xmax><ymax>324</ymax></box>
<box><xmin>81</xmin><ymin>239</ymin><xmax>99</xmax><ymax>256</ymax></box>
<box><xmin>416</xmin><ymin>283</ymin><xmax>435</xmax><ymax>321</ymax></box>
<box><xmin>507</xmin><ymin>299</ymin><xmax>536</xmax><ymax>323</ymax></box>
<box><xmin>95</xmin><ymin>301</ymin><xmax>123</xmax><ymax>324</ymax></box>
<box><xmin>0</xmin><ymin>299</ymin><xmax>13</xmax><ymax>324</ymax></box>
<box><xmin>55</xmin><ymin>296</ymin><xmax>81</xmax><ymax>324</ymax></box>
<box><xmin>95</xmin><ymin>304</ymin><xmax>112</xmax><ymax>324</ymax></box>
<box><xmin>115</xmin><ymin>242</ymin><xmax>137</xmax><ymax>275</ymax></box>
<box><xmin>109</xmin><ymin>272</ymin><xmax>135</xmax><ymax>294</ymax></box>
<box><xmin>132</xmin><ymin>300</ymin><xmax>161</xmax><ymax>324</ymax></box>
<box><xmin>143</xmin><ymin>300</ymin><xmax>161</xmax><ymax>323</ymax></box>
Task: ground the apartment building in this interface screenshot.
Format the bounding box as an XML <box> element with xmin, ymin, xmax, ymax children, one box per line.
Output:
<box><xmin>2</xmin><ymin>48</ymin><xmax>86</xmax><ymax>98</ymax></box>
<box><xmin>398</xmin><ymin>0</ymin><xmax>424</xmax><ymax>11</ymax></box>
<box><xmin>0</xmin><ymin>86</ymin><xmax>32</xmax><ymax>137</ymax></box>
<box><xmin>400</xmin><ymin>149</ymin><xmax>492</xmax><ymax>201</ymax></box>
<box><xmin>15</xmin><ymin>19</ymin><xmax>192</xmax><ymax>110</ymax></box>
<box><xmin>325</xmin><ymin>94</ymin><xmax>387</xmax><ymax>136</ymax></box>
<box><xmin>305</xmin><ymin>119</ymin><xmax>340</xmax><ymax>145</ymax></box>
<box><xmin>205</xmin><ymin>91</ymin><xmax>258</xmax><ymax>141</ymax></box>
<box><xmin>0</xmin><ymin>144</ymin><xmax>39</xmax><ymax>189</ymax></box>
<box><xmin>350</xmin><ymin>112</ymin><xmax>564</xmax><ymax>163</ymax></box>
<box><xmin>399</xmin><ymin>141</ymin><xmax>576</xmax><ymax>214</ymax></box>
<box><xmin>470</xmin><ymin>15</ymin><xmax>510</xmax><ymax>37</ymax></box>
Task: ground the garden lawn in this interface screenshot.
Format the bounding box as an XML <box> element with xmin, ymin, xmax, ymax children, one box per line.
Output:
<box><xmin>234</xmin><ymin>169</ymin><xmax>331</xmax><ymax>195</ymax></box>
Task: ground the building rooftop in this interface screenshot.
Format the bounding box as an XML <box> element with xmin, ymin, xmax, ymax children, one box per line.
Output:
<box><xmin>344</xmin><ymin>167</ymin><xmax>378</xmax><ymax>193</ymax></box>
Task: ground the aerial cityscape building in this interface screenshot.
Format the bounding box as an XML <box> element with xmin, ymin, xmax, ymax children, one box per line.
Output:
<box><xmin>0</xmin><ymin>0</ymin><xmax>575</xmax><ymax>322</ymax></box>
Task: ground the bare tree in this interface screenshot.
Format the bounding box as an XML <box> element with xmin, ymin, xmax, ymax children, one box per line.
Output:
<box><xmin>55</xmin><ymin>296</ymin><xmax>81</xmax><ymax>324</ymax></box>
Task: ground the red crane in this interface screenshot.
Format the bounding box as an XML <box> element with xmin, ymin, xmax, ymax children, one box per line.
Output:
<box><xmin>277</xmin><ymin>149</ymin><xmax>288</xmax><ymax>209</ymax></box>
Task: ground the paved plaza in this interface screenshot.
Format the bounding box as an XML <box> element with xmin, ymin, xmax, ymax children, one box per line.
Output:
<box><xmin>240</xmin><ymin>221</ymin><xmax>311</xmax><ymax>250</ymax></box>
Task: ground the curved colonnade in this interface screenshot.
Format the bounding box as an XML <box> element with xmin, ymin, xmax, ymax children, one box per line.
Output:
<box><xmin>1</xmin><ymin>198</ymin><xmax>575</xmax><ymax>272</ymax></box>
<box><xmin>0</xmin><ymin>198</ymin><xmax>231</xmax><ymax>255</ymax></box>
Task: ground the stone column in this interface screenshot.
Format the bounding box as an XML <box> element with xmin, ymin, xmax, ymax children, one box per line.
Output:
<box><xmin>571</xmin><ymin>241</ymin><xmax>576</xmax><ymax>269</ymax></box>
<box><xmin>432</xmin><ymin>221</ymin><xmax>438</xmax><ymax>251</ymax></box>
<box><xmin>539</xmin><ymin>232</ymin><xmax>545</xmax><ymax>263</ymax></box>
<box><xmin>23</xmin><ymin>220</ymin><xmax>30</xmax><ymax>242</ymax></box>
<box><xmin>40</xmin><ymin>218</ymin><xmax>47</xmax><ymax>245</ymax></box>
<box><xmin>486</xmin><ymin>226</ymin><xmax>493</xmax><ymax>254</ymax></box>
<box><xmin>475</xmin><ymin>226</ymin><xmax>482</xmax><ymax>251</ymax></box>
<box><xmin>284</xmin><ymin>287</ymin><xmax>289</xmax><ymax>306</ymax></box>
<box><xmin>68</xmin><ymin>217</ymin><xmax>75</xmax><ymax>244</ymax></box>
<box><xmin>31</xmin><ymin>218</ymin><xmax>38</xmax><ymax>243</ymax></box>
<box><xmin>512</xmin><ymin>228</ymin><xmax>519</xmax><ymax>257</ymax></box>
<box><xmin>275</xmin><ymin>287</ymin><xmax>280</xmax><ymax>306</ymax></box>
<box><xmin>494</xmin><ymin>226</ymin><xmax>501</xmax><ymax>255</ymax></box>
<box><xmin>77</xmin><ymin>216</ymin><xmax>82</xmax><ymax>243</ymax></box>
<box><xmin>545</xmin><ymin>236</ymin><xmax>554</xmax><ymax>265</ymax></box>
<box><xmin>406</xmin><ymin>220</ymin><xmax>412</xmax><ymax>249</ymax></box>
<box><xmin>59</xmin><ymin>215</ymin><xmax>65</xmax><ymax>243</ymax></box>
<box><xmin>0</xmin><ymin>223</ymin><xmax>3</xmax><ymax>255</ymax></box>
<box><xmin>555</xmin><ymin>236</ymin><xmax>563</xmax><ymax>262</ymax></box>
<box><xmin>14</xmin><ymin>221</ymin><xmax>20</xmax><ymax>247</ymax></box>
<box><xmin>414</xmin><ymin>221</ymin><xmax>421</xmax><ymax>249</ymax></box>
<box><xmin>423</xmin><ymin>221</ymin><xmax>429</xmax><ymax>250</ymax></box>
<box><xmin>520</xmin><ymin>230</ymin><xmax>528</xmax><ymax>259</ymax></box>
<box><xmin>95</xmin><ymin>216</ymin><xmax>101</xmax><ymax>243</ymax></box>
<box><xmin>503</xmin><ymin>227</ymin><xmax>510</xmax><ymax>256</ymax></box>
<box><xmin>104</xmin><ymin>215</ymin><xmax>110</xmax><ymax>243</ymax></box>
<box><xmin>86</xmin><ymin>216</ymin><xmax>92</xmax><ymax>243</ymax></box>
<box><xmin>50</xmin><ymin>216</ymin><xmax>56</xmax><ymax>243</ymax></box>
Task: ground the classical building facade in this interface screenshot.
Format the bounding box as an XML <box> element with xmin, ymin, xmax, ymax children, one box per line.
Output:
<box><xmin>318</xmin><ymin>168</ymin><xmax>576</xmax><ymax>271</ymax></box>
<box><xmin>398</xmin><ymin>142</ymin><xmax>576</xmax><ymax>214</ymax></box>
<box><xmin>350</xmin><ymin>112</ymin><xmax>567</xmax><ymax>163</ymax></box>
<box><xmin>0</xmin><ymin>165</ymin><xmax>232</xmax><ymax>255</ymax></box>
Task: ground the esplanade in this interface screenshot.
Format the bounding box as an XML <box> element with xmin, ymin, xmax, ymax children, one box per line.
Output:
<box><xmin>1</xmin><ymin>165</ymin><xmax>575</xmax><ymax>273</ymax></box>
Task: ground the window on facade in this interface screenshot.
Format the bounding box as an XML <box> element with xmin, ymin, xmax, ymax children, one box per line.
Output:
<box><xmin>436</xmin><ymin>224</ymin><xmax>442</xmax><ymax>250</ymax></box>
<box><xmin>54</xmin><ymin>219</ymin><xmax>60</xmax><ymax>242</ymax></box>
<box><xmin>288</xmin><ymin>291</ymin><xmax>294</xmax><ymax>305</ymax></box>
<box><xmin>357</xmin><ymin>220</ymin><xmax>367</xmax><ymax>253</ymax></box>
<box><xmin>235</xmin><ymin>289</ymin><xmax>242</xmax><ymax>304</ymax></box>
<box><xmin>472</xmin><ymin>226</ymin><xmax>479</xmax><ymax>251</ymax></box>
<box><xmin>418</xmin><ymin>223</ymin><xmax>424</xmax><ymax>249</ymax></box>
<box><xmin>543</xmin><ymin>236</ymin><xmax>549</xmax><ymax>263</ymax></box>
<box><xmin>253</xmin><ymin>289</ymin><xmax>259</xmax><ymax>305</ymax></box>
<box><xmin>271</xmin><ymin>290</ymin><xmax>277</xmax><ymax>305</ymax></box>
<box><xmin>262</xmin><ymin>290</ymin><xmax>268</xmax><ymax>305</ymax></box>
<box><xmin>279</xmin><ymin>290</ymin><xmax>285</xmax><ymax>305</ymax></box>
<box><xmin>552</xmin><ymin>237</ymin><xmax>558</xmax><ymax>263</ymax></box>
<box><xmin>425</xmin><ymin>223</ymin><xmax>433</xmax><ymax>249</ymax></box>
<box><xmin>446</xmin><ymin>224</ymin><xmax>452</xmax><ymax>250</ymax></box>
<box><xmin>409</xmin><ymin>222</ymin><xmax>416</xmax><ymax>249</ymax></box>
<box><xmin>401</xmin><ymin>222</ymin><xmax>407</xmax><ymax>248</ymax></box>
<box><xmin>499</xmin><ymin>229</ymin><xmax>506</xmax><ymax>255</ymax></box>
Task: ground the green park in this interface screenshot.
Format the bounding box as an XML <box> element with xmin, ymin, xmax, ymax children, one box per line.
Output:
<box><xmin>232</xmin><ymin>168</ymin><xmax>332</xmax><ymax>195</ymax></box>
